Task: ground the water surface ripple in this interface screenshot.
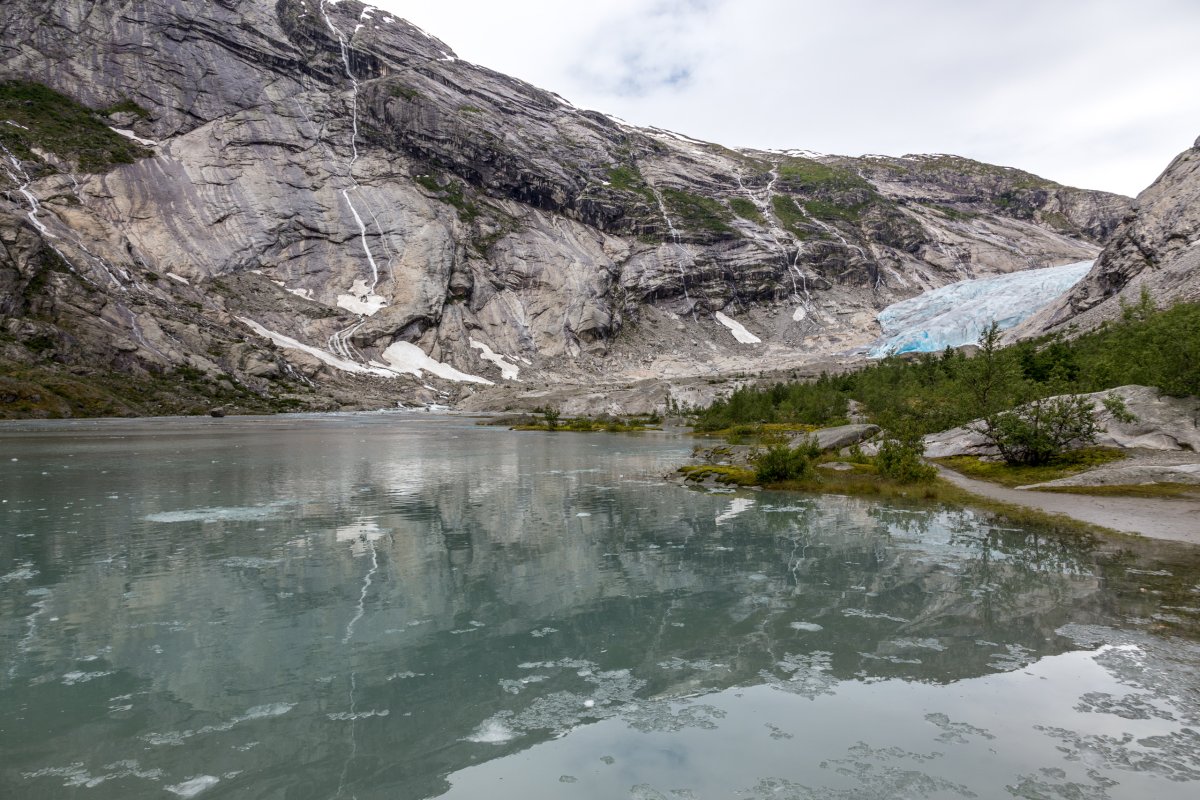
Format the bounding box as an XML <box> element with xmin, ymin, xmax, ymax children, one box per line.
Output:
<box><xmin>2</xmin><ymin>414</ymin><xmax>1198</xmax><ymax>799</ymax></box>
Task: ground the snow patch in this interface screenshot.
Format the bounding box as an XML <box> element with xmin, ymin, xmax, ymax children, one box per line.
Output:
<box><xmin>336</xmin><ymin>278</ymin><xmax>387</xmax><ymax>316</ymax></box>
<box><xmin>381</xmin><ymin>342</ymin><xmax>492</xmax><ymax>385</ymax></box>
<box><xmin>469</xmin><ymin>339</ymin><xmax>520</xmax><ymax>381</ymax></box>
<box><xmin>108</xmin><ymin>127</ymin><xmax>157</xmax><ymax>147</ymax></box>
<box><xmin>237</xmin><ymin>317</ymin><xmax>395</xmax><ymax>377</ymax></box>
<box><xmin>714</xmin><ymin>311</ymin><xmax>762</xmax><ymax>344</ymax></box>
<box><xmin>792</xmin><ymin>306</ymin><xmax>807</xmax><ymax>322</ymax></box>
<box><xmin>869</xmin><ymin>261</ymin><xmax>1092</xmax><ymax>356</ymax></box>
<box><xmin>166</xmin><ymin>272</ymin><xmax>189</xmax><ymax>285</ymax></box>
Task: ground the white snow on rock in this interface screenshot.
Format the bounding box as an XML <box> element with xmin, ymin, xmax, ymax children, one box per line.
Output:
<box><xmin>792</xmin><ymin>306</ymin><xmax>807</xmax><ymax>322</ymax></box>
<box><xmin>469</xmin><ymin>339</ymin><xmax>520</xmax><ymax>381</ymax></box>
<box><xmin>381</xmin><ymin>342</ymin><xmax>492</xmax><ymax>385</ymax></box>
<box><xmin>714</xmin><ymin>311</ymin><xmax>762</xmax><ymax>344</ymax></box>
<box><xmin>336</xmin><ymin>279</ymin><xmax>388</xmax><ymax>316</ymax></box>
<box><xmin>108</xmin><ymin>127</ymin><xmax>158</xmax><ymax>147</ymax></box>
<box><xmin>166</xmin><ymin>272</ymin><xmax>190</xmax><ymax>285</ymax></box>
<box><xmin>869</xmin><ymin>260</ymin><xmax>1093</xmax><ymax>357</ymax></box>
<box><xmin>237</xmin><ymin>317</ymin><xmax>395</xmax><ymax>377</ymax></box>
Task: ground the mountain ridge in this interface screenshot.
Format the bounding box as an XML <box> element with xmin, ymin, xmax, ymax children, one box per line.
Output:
<box><xmin>0</xmin><ymin>0</ymin><xmax>1133</xmax><ymax>417</ymax></box>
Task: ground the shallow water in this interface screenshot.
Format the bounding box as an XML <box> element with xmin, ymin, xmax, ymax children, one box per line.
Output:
<box><xmin>2</xmin><ymin>414</ymin><xmax>1199</xmax><ymax>799</ymax></box>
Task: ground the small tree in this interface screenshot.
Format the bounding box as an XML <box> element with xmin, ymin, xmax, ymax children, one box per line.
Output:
<box><xmin>542</xmin><ymin>407</ymin><xmax>560</xmax><ymax>430</ymax></box>
<box><xmin>981</xmin><ymin>395</ymin><xmax>1098</xmax><ymax>466</ymax></box>
<box><xmin>958</xmin><ymin>321</ymin><xmax>1025</xmax><ymax>419</ymax></box>
<box><xmin>874</xmin><ymin>428</ymin><xmax>936</xmax><ymax>483</ymax></box>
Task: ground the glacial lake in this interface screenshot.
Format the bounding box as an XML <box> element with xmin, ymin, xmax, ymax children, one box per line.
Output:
<box><xmin>2</xmin><ymin>414</ymin><xmax>1199</xmax><ymax>799</ymax></box>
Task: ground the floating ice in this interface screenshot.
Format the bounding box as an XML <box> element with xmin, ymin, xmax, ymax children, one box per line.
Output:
<box><xmin>144</xmin><ymin>703</ymin><xmax>295</xmax><ymax>746</ymax></box>
<box><xmin>145</xmin><ymin>503</ymin><xmax>292</xmax><ymax>523</ymax></box>
<box><xmin>789</xmin><ymin>622</ymin><xmax>823</xmax><ymax>632</ymax></box>
<box><xmin>327</xmin><ymin>709</ymin><xmax>389</xmax><ymax>720</ymax></box>
<box><xmin>165</xmin><ymin>775</ymin><xmax>219</xmax><ymax>798</ymax></box>
<box><xmin>869</xmin><ymin>260</ymin><xmax>1093</xmax><ymax>356</ymax></box>
<box><xmin>465</xmin><ymin>718</ymin><xmax>518</xmax><ymax>744</ymax></box>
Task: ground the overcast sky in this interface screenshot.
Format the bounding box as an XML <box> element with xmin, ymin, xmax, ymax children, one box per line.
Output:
<box><xmin>372</xmin><ymin>0</ymin><xmax>1200</xmax><ymax>197</ymax></box>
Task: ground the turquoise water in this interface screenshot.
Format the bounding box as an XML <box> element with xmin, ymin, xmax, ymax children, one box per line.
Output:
<box><xmin>1</xmin><ymin>414</ymin><xmax>1198</xmax><ymax>799</ymax></box>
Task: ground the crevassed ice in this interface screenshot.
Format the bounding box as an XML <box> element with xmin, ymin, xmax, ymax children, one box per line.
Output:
<box><xmin>868</xmin><ymin>261</ymin><xmax>1092</xmax><ymax>357</ymax></box>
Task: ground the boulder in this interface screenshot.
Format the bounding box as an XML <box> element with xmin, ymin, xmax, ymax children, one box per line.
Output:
<box><xmin>798</xmin><ymin>424</ymin><xmax>880</xmax><ymax>452</ymax></box>
<box><xmin>922</xmin><ymin>385</ymin><xmax>1200</xmax><ymax>458</ymax></box>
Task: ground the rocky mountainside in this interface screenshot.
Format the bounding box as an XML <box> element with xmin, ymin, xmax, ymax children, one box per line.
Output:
<box><xmin>1016</xmin><ymin>137</ymin><xmax>1200</xmax><ymax>337</ymax></box>
<box><xmin>0</xmin><ymin>0</ymin><xmax>1131</xmax><ymax>417</ymax></box>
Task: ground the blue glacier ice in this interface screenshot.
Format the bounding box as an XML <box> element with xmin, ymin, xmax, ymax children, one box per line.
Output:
<box><xmin>868</xmin><ymin>260</ymin><xmax>1093</xmax><ymax>357</ymax></box>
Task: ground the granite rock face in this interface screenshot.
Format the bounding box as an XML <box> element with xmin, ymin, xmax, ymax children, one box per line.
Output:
<box><xmin>922</xmin><ymin>385</ymin><xmax>1200</xmax><ymax>459</ymax></box>
<box><xmin>0</xmin><ymin>0</ymin><xmax>1133</xmax><ymax>415</ymax></box>
<box><xmin>1016</xmin><ymin>138</ymin><xmax>1200</xmax><ymax>336</ymax></box>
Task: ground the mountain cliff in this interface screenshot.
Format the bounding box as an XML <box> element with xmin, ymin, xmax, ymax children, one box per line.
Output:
<box><xmin>0</xmin><ymin>0</ymin><xmax>1131</xmax><ymax>416</ymax></box>
<box><xmin>1015</xmin><ymin>136</ymin><xmax>1200</xmax><ymax>337</ymax></box>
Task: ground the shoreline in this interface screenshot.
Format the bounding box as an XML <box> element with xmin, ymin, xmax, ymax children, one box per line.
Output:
<box><xmin>937</xmin><ymin>465</ymin><xmax>1200</xmax><ymax>545</ymax></box>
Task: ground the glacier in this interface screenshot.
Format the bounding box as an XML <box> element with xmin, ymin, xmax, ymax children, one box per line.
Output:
<box><xmin>868</xmin><ymin>260</ymin><xmax>1093</xmax><ymax>357</ymax></box>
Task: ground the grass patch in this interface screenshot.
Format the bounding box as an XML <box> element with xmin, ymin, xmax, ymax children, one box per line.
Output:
<box><xmin>0</xmin><ymin>81</ymin><xmax>151</xmax><ymax>172</ymax></box>
<box><xmin>771</xmin><ymin>195</ymin><xmax>812</xmax><ymax>237</ymax></box>
<box><xmin>1034</xmin><ymin>483</ymin><xmax>1200</xmax><ymax>499</ymax></box>
<box><xmin>661</xmin><ymin>187</ymin><xmax>737</xmax><ymax>238</ymax></box>
<box><xmin>413</xmin><ymin>174</ymin><xmax>479</xmax><ymax>222</ymax></box>
<box><xmin>678</xmin><ymin>465</ymin><xmax>757</xmax><ymax>486</ymax></box>
<box><xmin>777</xmin><ymin>158</ymin><xmax>872</xmax><ymax>192</ymax></box>
<box><xmin>103</xmin><ymin>97</ymin><xmax>150</xmax><ymax>119</ymax></box>
<box><xmin>935</xmin><ymin>448</ymin><xmax>1127</xmax><ymax>488</ymax></box>
<box><xmin>804</xmin><ymin>198</ymin><xmax>867</xmax><ymax>223</ymax></box>
<box><xmin>512</xmin><ymin>414</ymin><xmax>662</xmax><ymax>433</ymax></box>
<box><xmin>918</xmin><ymin>202</ymin><xmax>979</xmax><ymax>221</ymax></box>
<box><xmin>693</xmin><ymin>422</ymin><xmax>820</xmax><ymax>445</ymax></box>
<box><xmin>388</xmin><ymin>83</ymin><xmax>422</xmax><ymax>101</ymax></box>
<box><xmin>729</xmin><ymin>197</ymin><xmax>765</xmax><ymax>225</ymax></box>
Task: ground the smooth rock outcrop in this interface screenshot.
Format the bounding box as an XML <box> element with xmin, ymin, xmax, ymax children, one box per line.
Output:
<box><xmin>923</xmin><ymin>385</ymin><xmax>1200</xmax><ymax>458</ymax></box>
<box><xmin>801</xmin><ymin>423</ymin><xmax>881</xmax><ymax>452</ymax></box>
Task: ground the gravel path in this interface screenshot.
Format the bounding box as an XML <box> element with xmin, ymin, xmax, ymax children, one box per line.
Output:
<box><xmin>938</xmin><ymin>466</ymin><xmax>1200</xmax><ymax>545</ymax></box>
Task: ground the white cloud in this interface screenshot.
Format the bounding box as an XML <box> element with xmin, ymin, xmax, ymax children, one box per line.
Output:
<box><xmin>373</xmin><ymin>0</ymin><xmax>1200</xmax><ymax>195</ymax></box>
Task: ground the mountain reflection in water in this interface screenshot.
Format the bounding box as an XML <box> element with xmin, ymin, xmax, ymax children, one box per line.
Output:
<box><xmin>1</xmin><ymin>414</ymin><xmax>1197</xmax><ymax>799</ymax></box>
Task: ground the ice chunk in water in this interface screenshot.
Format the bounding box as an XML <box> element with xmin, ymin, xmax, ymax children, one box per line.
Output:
<box><xmin>166</xmin><ymin>775</ymin><xmax>219</xmax><ymax>797</ymax></box>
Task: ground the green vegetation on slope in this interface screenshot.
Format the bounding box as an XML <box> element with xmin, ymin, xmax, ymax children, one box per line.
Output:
<box><xmin>771</xmin><ymin>195</ymin><xmax>815</xmax><ymax>238</ymax></box>
<box><xmin>695</xmin><ymin>297</ymin><xmax>1200</xmax><ymax>437</ymax></box>
<box><xmin>661</xmin><ymin>187</ymin><xmax>737</xmax><ymax>238</ymax></box>
<box><xmin>0</xmin><ymin>81</ymin><xmax>151</xmax><ymax>172</ymax></box>
<box><xmin>728</xmin><ymin>197</ymin><xmax>765</xmax><ymax>225</ymax></box>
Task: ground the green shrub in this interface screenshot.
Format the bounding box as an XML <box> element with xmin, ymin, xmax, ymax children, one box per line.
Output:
<box><xmin>755</xmin><ymin>443</ymin><xmax>815</xmax><ymax>483</ymax></box>
<box><xmin>875</xmin><ymin>435</ymin><xmax>936</xmax><ymax>483</ymax></box>
<box><xmin>982</xmin><ymin>396</ymin><xmax>1099</xmax><ymax>466</ymax></box>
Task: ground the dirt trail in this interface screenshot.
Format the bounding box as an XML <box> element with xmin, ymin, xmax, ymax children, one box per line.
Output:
<box><xmin>937</xmin><ymin>467</ymin><xmax>1200</xmax><ymax>545</ymax></box>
